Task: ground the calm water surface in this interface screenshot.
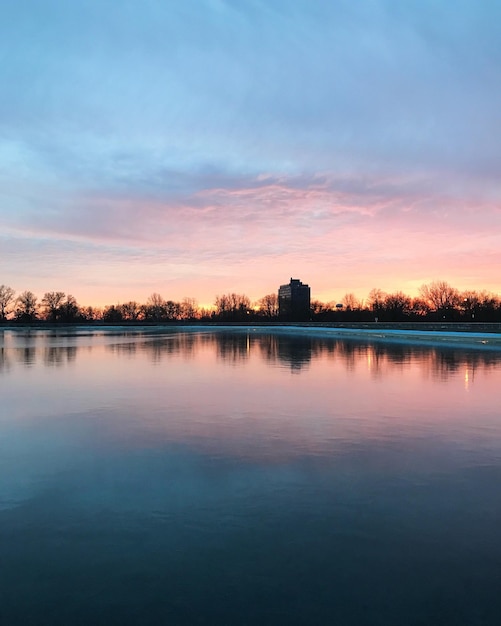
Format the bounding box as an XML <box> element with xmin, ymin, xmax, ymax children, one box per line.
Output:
<box><xmin>1</xmin><ymin>327</ymin><xmax>501</xmax><ymax>625</ymax></box>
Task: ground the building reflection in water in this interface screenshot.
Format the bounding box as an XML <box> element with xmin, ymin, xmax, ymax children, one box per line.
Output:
<box><xmin>2</xmin><ymin>327</ymin><xmax>501</xmax><ymax>626</ymax></box>
<box><xmin>1</xmin><ymin>328</ymin><xmax>500</xmax><ymax>383</ymax></box>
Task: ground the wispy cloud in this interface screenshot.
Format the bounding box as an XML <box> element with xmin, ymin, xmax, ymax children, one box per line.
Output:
<box><xmin>1</xmin><ymin>1</ymin><xmax>500</xmax><ymax>303</ymax></box>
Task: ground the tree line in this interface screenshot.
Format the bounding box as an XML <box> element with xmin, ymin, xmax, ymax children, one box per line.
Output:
<box><xmin>1</xmin><ymin>280</ymin><xmax>501</xmax><ymax>324</ymax></box>
<box><xmin>329</xmin><ymin>282</ymin><xmax>501</xmax><ymax>322</ymax></box>
<box><xmin>0</xmin><ymin>286</ymin><xmax>279</xmax><ymax>323</ymax></box>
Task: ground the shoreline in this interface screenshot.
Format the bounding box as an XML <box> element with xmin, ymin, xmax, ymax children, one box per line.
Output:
<box><xmin>2</xmin><ymin>320</ymin><xmax>501</xmax><ymax>330</ymax></box>
<box><xmin>2</xmin><ymin>322</ymin><xmax>501</xmax><ymax>350</ymax></box>
<box><xmin>246</xmin><ymin>325</ymin><xmax>501</xmax><ymax>350</ymax></box>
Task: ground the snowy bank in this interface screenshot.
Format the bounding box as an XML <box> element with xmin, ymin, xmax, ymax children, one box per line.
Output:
<box><xmin>240</xmin><ymin>326</ymin><xmax>501</xmax><ymax>350</ymax></box>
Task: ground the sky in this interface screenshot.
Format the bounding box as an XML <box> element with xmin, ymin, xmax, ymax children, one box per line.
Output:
<box><xmin>1</xmin><ymin>0</ymin><xmax>501</xmax><ymax>308</ymax></box>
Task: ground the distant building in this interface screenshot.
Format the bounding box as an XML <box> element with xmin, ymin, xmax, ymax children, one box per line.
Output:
<box><xmin>278</xmin><ymin>278</ymin><xmax>311</xmax><ymax>320</ymax></box>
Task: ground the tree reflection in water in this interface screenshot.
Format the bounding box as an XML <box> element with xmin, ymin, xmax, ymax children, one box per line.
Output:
<box><xmin>1</xmin><ymin>328</ymin><xmax>500</xmax><ymax>382</ymax></box>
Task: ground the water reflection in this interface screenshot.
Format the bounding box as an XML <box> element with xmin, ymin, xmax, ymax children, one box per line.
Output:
<box><xmin>1</xmin><ymin>328</ymin><xmax>501</xmax><ymax>625</ymax></box>
<box><xmin>1</xmin><ymin>328</ymin><xmax>501</xmax><ymax>382</ymax></box>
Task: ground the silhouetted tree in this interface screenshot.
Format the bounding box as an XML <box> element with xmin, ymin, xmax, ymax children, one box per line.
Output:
<box><xmin>41</xmin><ymin>291</ymin><xmax>66</xmax><ymax>321</ymax></box>
<box><xmin>121</xmin><ymin>301</ymin><xmax>142</xmax><ymax>321</ymax></box>
<box><xmin>460</xmin><ymin>290</ymin><xmax>483</xmax><ymax>319</ymax></box>
<box><xmin>214</xmin><ymin>293</ymin><xmax>251</xmax><ymax>320</ymax></box>
<box><xmin>0</xmin><ymin>285</ymin><xmax>15</xmax><ymax>321</ymax></box>
<box><xmin>144</xmin><ymin>293</ymin><xmax>167</xmax><ymax>321</ymax></box>
<box><xmin>341</xmin><ymin>293</ymin><xmax>363</xmax><ymax>311</ymax></box>
<box><xmin>382</xmin><ymin>291</ymin><xmax>412</xmax><ymax>317</ymax></box>
<box><xmin>366</xmin><ymin>288</ymin><xmax>386</xmax><ymax>313</ymax></box>
<box><xmin>180</xmin><ymin>298</ymin><xmax>199</xmax><ymax>320</ymax></box>
<box><xmin>80</xmin><ymin>305</ymin><xmax>101</xmax><ymax>321</ymax></box>
<box><xmin>256</xmin><ymin>293</ymin><xmax>278</xmax><ymax>318</ymax></box>
<box><xmin>460</xmin><ymin>290</ymin><xmax>500</xmax><ymax>320</ymax></box>
<box><xmin>14</xmin><ymin>291</ymin><xmax>38</xmax><ymax>321</ymax></box>
<box><xmin>59</xmin><ymin>294</ymin><xmax>80</xmax><ymax>322</ymax></box>
<box><xmin>419</xmin><ymin>281</ymin><xmax>459</xmax><ymax>314</ymax></box>
<box><xmin>409</xmin><ymin>297</ymin><xmax>430</xmax><ymax>317</ymax></box>
<box><xmin>214</xmin><ymin>294</ymin><xmax>230</xmax><ymax>317</ymax></box>
<box><xmin>102</xmin><ymin>304</ymin><xmax>123</xmax><ymax>322</ymax></box>
<box><xmin>310</xmin><ymin>300</ymin><xmax>326</xmax><ymax>315</ymax></box>
<box><xmin>310</xmin><ymin>300</ymin><xmax>339</xmax><ymax>321</ymax></box>
<box><xmin>164</xmin><ymin>300</ymin><xmax>181</xmax><ymax>320</ymax></box>
<box><xmin>198</xmin><ymin>307</ymin><xmax>214</xmax><ymax>320</ymax></box>
<box><xmin>475</xmin><ymin>291</ymin><xmax>499</xmax><ymax>312</ymax></box>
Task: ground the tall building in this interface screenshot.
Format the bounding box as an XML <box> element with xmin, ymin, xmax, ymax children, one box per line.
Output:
<box><xmin>278</xmin><ymin>278</ymin><xmax>311</xmax><ymax>320</ymax></box>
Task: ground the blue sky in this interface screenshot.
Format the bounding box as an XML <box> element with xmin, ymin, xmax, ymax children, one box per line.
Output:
<box><xmin>1</xmin><ymin>0</ymin><xmax>501</xmax><ymax>306</ymax></box>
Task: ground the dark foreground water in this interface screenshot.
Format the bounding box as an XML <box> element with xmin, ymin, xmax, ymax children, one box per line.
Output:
<box><xmin>1</xmin><ymin>327</ymin><xmax>501</xmax><ymax>625</ymax></box>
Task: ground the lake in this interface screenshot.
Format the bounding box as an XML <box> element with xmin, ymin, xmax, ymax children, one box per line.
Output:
<box><xmin>1</xmin><ymin>327</ymin><xmax>501</xmax><ymax>625</ymax></box>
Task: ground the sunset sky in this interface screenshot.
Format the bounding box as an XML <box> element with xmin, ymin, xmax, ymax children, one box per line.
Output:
<box><xmin>1</xmin><ymin>0</ymin><xmax>501</xmax><ymax>307</ymax></box>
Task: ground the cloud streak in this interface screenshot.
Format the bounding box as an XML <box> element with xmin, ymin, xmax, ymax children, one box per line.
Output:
<box><xmin>1</xmin><ymin>1</ymin><xmax>501</xmax><ymax>304</ymax></box>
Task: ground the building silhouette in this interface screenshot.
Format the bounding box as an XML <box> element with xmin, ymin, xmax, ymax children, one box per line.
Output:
<box><xmin>278</xmin><ymin>278</ymin><xmax>311</xmax><ymax>320</ymax></box>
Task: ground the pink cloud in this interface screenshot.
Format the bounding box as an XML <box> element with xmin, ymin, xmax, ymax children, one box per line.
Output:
<box><xmin>2</xmin><ymin>172</ymin><xmax>501</xmax><ymax>306</ymax></box>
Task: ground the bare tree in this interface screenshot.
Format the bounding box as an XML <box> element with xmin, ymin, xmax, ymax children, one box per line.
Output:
<box><xmin>419</xmin><ymin>281</ymin><xmax>459</xmax><ymax>312</ymax></box>
<box><xmin>41</xmin><ymin>291</ymin><xmax>66</xmax><ymax>321</ymax></box>
<box><xmin>228</xmin><ymin>293</ymin><xmax>251</xmax><ymax>314</ymax></box>
<box><xmin>59</xmin><ymin>295</ymin><xmax>80</xmax><ymax>322</ymax></box>
<box><xmin>477</xmin><ymin>292</ymin><xmax>500</xmax><ymax>312</ymax></box>
<box><xmin>309</xmin><ymin>299</ymin><xmax>333</xmax><ymax>317</ymax></box>
<box><xmin>102</xmin><ymin>304</ymin><xmax>123</xmax><ymax>322</ymax></box>
<box><xmin>461</xmin><ymin>290</ymin><xmax>500</xmax><ymax>317</ymax></box>
<box><xmin>81</xmin><ymin>305</ymin><xmax>101</xmax><ymax>321</ymax></box>
<box><xmin>144</xmin><ymin>293</ymin><xmax>166</xmax><ymax>321</ymax></box>
<box><xmin>461</xmin><ymin>290</ymin><xmax>478</xmax><ymax>310</ymax></box>
<box><xmin>15</xmin><ymin>291</ymin><xmax>38</xmax><ymax>321</ymax></box>
<box><xmin>382</xmin><ymin>291</ymin><xmax>412</xmax><ymax>315</ymax></box>
<box><xmin>256</xmin><ymin>293</ymin><xmax>278</xmax><ymax>317</ymax></box>
<box><xmin>0</xmin><ymin>285</ymin><xmax>15</xmax><ymax>321</ymax></box>
<box><xmin>180</xmin><ymin>298</ymin><xmax>199</xmax><ymax>320</ymax></box>
<box><xmin>198</xmin><ymin>307</ymin><xmax>213</xmax><ymax>320</ymax></box>
<box><xmin>214</xmin><ymin>294</ymin><xmax>231</xmax><ymax>316</ymax></box>
<box><xmin>121</xmin><ymin>301</ymin><xmax>142</xmax><ymax>321</ymax></box>
<box><xmin>214</xmin><ymin>293</ymin><xmax>251</xmax><ymax>319</ymax></box>
<box><xmin>341</xmin><ymin>293</ymin><xmax>363</xmax><ymax>311</ymax></box>
<box><xmin>366</xmin><ymin>288</ymin><xmax>386</xmax><ymax>312</ymax></box>
<box><xmin>164</xmin><ymin>300</ymin><xmax>181</xmax><ymax>320</ymax></box>
<box><xmin>410</xmin><ymin>297</ymin><xmax>430</xmax><ymax>316</ymax></box>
